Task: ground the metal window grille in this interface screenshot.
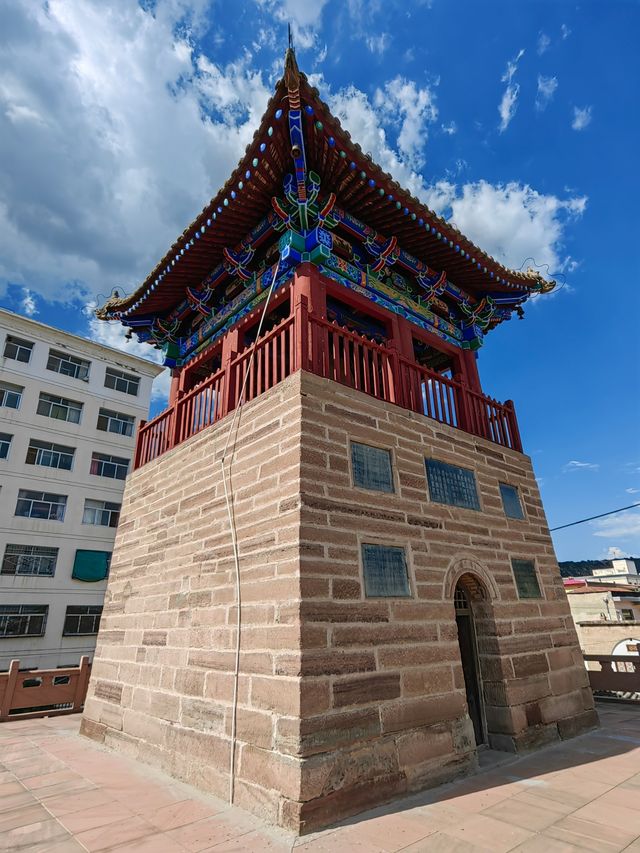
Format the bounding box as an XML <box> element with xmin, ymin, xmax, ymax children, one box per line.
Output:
<box><xmin>90</xmin><ymin>452</ymin><xmax>129</xmax><ymax>480</ymax></box>
<box><xmin>351</xmin><ymin>442</ymin><xmax>394</xmax><ymax>493</ymax></box>
<box><xmin>620</xmin><ymin>609</ymin><xmax>635</xmax><ymax>622</ymax></box>
<box><xmin>15</xmin><ymin>490</ymin><xmax>67</xmax><ymax>521</ymax></box>
<box><xmin>46</xmin><ymin>349</ymin><xmax>90</xmax><ymax>381</ymax></box>
<box><xmin>82</xmin><ymin>499</ymin><xmax>121</xmax><ymax>527</ymax></box>
<box><xmin>3</xmin><ymin>335</ymin><xmax>33</xmax><ymax>363</ymax></box>
<box><xmin>97</xmin><ymin>408</ymin><xmax>135</xmax><ymax>436</ymax></box>
<box><xmin>0</xmin><ymin>382</ymin><xmax>23</xmax><ymax>409</ymax></box>
<box><xmin>36</xmin><ymin>392</ymin><xmax>82</xmax><ymax>424</ymax></box>
<box><xmin>0</xmin><ymin>432</ymin><xmax>11</xmax><ymax>459</ymax></box>
<box><xmin>511</xmin><ymin>559</ymin><xmax>542</xmax><ymax>599</ymax></box>
<box><xmin>104</xmin><ymin>368</ymin><xmax>140</xmax><ymax>396</ymax></box>
<box><xmin>425</xmin><ymin>459</ymin><xmax>480</xmax><ymax>511</ymax></box>
<box><xmin>499</xmin><ymin>483</ymin><xmax>525</xmax><ymax>520</ymax></box>
<box><xmin>63</xmin><ymin>605</ymin><xmax>103</xmax><ymax>635</ymax></box>
<box><xmin>1</xmin><ymin>545</ymin><xmax>58</xmax><ymax>576</ymax></box>
<box><xmin>361</xmin><ymin>543</ymin><xmax>411</xmax><ymax>597</ymax></box>
<box><xmin>0</xmin><ymin>605</ymin><xmax>48</xmax><ymax>637</ymax></box>
<box><xmin>25</xmin><ymin>439</ymin><xmax>75</xmax><ymax>471</ymax></box>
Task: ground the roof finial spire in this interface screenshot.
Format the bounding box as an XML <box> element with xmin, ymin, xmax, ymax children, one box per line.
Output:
<box><xmin>284</xmin><ymin>27</ymin><xmax>300</xmax><ymax>91</ymax></box>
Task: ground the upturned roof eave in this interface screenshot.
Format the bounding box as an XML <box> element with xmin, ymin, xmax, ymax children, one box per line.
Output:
<box><xmin>98</xmin><ymin>56</ymin><xmax>551</xmax><ymax>322</ymax></box>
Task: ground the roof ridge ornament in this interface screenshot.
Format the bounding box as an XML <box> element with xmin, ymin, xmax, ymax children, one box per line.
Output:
<box><xmin>284</xmin><ymin>44</ymin><xmax>300</xmax><ymax>91</ymax></box>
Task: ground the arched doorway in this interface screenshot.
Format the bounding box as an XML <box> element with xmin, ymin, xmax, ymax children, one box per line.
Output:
<box><xmin>454</xmin><ymin>581</ymin><xmax>486</xmax><ymax>746</ymax></box>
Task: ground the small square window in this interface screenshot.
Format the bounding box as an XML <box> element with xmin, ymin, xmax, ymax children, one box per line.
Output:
<box><xmin>361</xmin><ymin>543</ymin><xmax>411</xmax><ymax>597</ymax></box>
<box><xmin>351</xmin><ymin>442</ymin><xmax>394</xmax><ymax>493</ymax></box>
<box><xmin>425</xmin><ymin>459</ymin><xmax>480</xmax><ymax>510</ymax></box>
<box><xmin>500</xmin><ymin>484</ymin><xmax>525</xmax><ymax>520</ymax></box>
<box><xmin>511</xmin><ymin>559</ymin><xmax>542</xmax><ymax>599</ymax></box>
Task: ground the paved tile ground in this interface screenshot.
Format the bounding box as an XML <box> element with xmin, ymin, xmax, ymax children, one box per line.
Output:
<box><xmin>0</xmin><ymin>703</ymin><xmax>638</xmax><ymax>851</ymax></box>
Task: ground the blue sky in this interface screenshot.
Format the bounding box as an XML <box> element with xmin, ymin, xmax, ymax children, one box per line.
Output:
<box><xmin>1</xmin><ymin>0</ymin><xmax>638</xmax><ymax>560</ymax></box>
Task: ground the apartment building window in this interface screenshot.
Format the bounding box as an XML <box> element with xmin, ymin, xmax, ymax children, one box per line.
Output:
<box><xmin>0</xmin><ymin>382</ymin><xmax>23</xmax><ymax>410</ymax></box>
<box><xmin>97</xmin><ymin>408</ymin><xmax>135</xmax><ymax>437</ymax></box>
<box><xmin>511</xmin><ymin>559</ymin><xmax>542</xmax><ymax>599</ymax></box>
<box><xmin>37</xmin><ymin>392</ymin><xmax>82</xmax><ymax>424</ymax></box>
<box><xmin>63</xmin><ymin>605</ymin><xmax>103</xmax><ymax>635</ymax></box>
<box><xmin>620</xmin><ymin>609</ymin><xmax>635</xmax><ymax>622</ymax></box>
<box><xmin>425</xmin><ymin>459</ymin><xmax>481</xmax><ymax>511</ymax></box>
<box><xmin>15</xmin><ymin>490</ymin><xmax>67</xmax><ymax>521</ymax></box>
<box><xmin>105</xmin><ymin>367</ymin><xmax>139</xmax><ymax>396</ymax></box>
<box><xmin>351</xmin><ymin>442</ymin><xmax>394</xmax><ymax>493</ymax></box>
<box><xmin>361</xmin><ymin>543</ymin><xmax>411</xmax><ymax>597</ymax></box>
<box><xmin>0</xmin><ymin>433</ymin><xmax>11</xmax><ymax>460</ymax></box>
<box><xmin>90</xmin><ymin>452</ymin><xmax>129</xmax><ymax>480</ymax></box>
<box><xmin>72</xmin><ymin>551</ymin><xmax>111</xmax><ymax>582</ymax></box>
<box><xmin>1</xmin><ymin>545</ymin><xmax>58</xmax><ymax>577</ymax></box>
<box><xmin>47</xmin><ymin>349</ymin><xmax>90</xmax><ymax>381</ymax></box>
<box><xmin>82</xmin><ymin>499</ymin><xmax>121</xmax><ymax>527</ymax></box>
<box><xmin>26</xmin><ymin>439</ymin><xmax>75</xmax><ymax>471</ymax></box>
<box><xmin>3</xmin><ymin>335</ymin><xmax>33</xmax><ymax>363</ymax></box>
<box><xmin>0</xmin><ymin>605</ymin><xmax>48</xmax><ymax>638</ymax></box>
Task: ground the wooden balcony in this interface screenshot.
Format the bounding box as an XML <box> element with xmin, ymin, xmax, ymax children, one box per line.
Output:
<box><xmin>134</xmin><ymin>286</ymin><xmax>522</xmax><ymax>469</ymax></box>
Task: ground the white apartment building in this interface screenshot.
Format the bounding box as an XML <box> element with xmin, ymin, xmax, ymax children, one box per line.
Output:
<box><xmin>0</xmin><ymin>308</ymin><xmax>163</xmax><ymax>671</ymax></box>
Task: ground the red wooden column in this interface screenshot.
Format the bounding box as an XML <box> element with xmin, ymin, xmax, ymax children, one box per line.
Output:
<box><xmin>460</xmin><ymin>349</ymin><xmax>482</xmax><ymax>394</ymax></box>
<box><xmin>291</xmin><ymin>263</ymin><xmax>327</xmax><ymax>375</ymax></box>
<box><xmin>221</xmin><ymin>328</ymin><xmax>240</xmax><ymax>417</ymax></box>
<box><xmin>388</xmin><ymin>315</ymin><xmax>414</xmax><ymax>407</ymax></box>
<box><xmin>168</xmin><ymin>370</ymin><xmax>180</xmax><ymax>406</ymax></box>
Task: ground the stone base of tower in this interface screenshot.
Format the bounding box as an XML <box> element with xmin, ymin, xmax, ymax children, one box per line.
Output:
<box><xmin>81</xmin><ymin>371</ymin><xmax>597</xmax><ymax>834</ymax></box>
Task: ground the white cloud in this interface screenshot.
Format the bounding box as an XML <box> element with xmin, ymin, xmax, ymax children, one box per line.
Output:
<box><xmin>441</xmin><ymin>121</ymin><xmax>457</xmax><ymax>135</ymax></box>
<box><xmin>537</xmin><ymin>32</ymin><xmax>551</xmax><ymax>55</ymax></box>
<box><xmin>605</xmin><ymin>546</ymin><xmax>630</xmax><ymax>559</ymax></box>
<box><xmin>84</xmin><ymin>301</ymin><xmax>170</xmax><ymax>403</ymax></box>
<box><xmin>502</xmin><ymin>48</ymin><xmax>525</xmax><ymax>85</ymax></box>
<box><xmin>535</xmin><ymin>75</ymin><xmax>558</xmax><ymax>111</ymax></box>
<box><xmin>561</xmin><ymin>24</ymin><xmax>571</xmax><ymax>40</ymax></box>
<box><xmin>445</xmin><ymin>182</ymin><xmax>586</xmax><ymax>273</ymax></box>
<box><xmin>626</xmin><ymin>488</ymin><xmax>640</xmax><ymax>495</ymax></box>
<box><xmin>0</xmin><ymin>0</ymin><xmax>271</xmax><ymax>303</ymax></box>
<box><xmin>572</xmin><ymin>106</ymin><xmax>593</xmax><ymax>131</ymax></box>
<box><xmin>563</xmin><ymin>460</ymin><xmax>599</xmax><ymax>473</ymax></box>
<box><xmin>21</xmin><ymin>288</ymin><xmax>37</xmax><ymax>316</ymax></box>
<box><xmin>256</xmin><ymin>0</ymin><xmax>329</xmax><ymax>49</ymax></box>
<box><xmin>366</xmin><ymin>33</ymin><xmax>390</xmax><ymax>55</ymax></box>
<box><xmin>328</xmin><ymin>83</ymin><xmax>430</xmax><ymax>197</ymax></box>
<box><xmin>498</xmin><ymin>49</ymin><xmax>525</xmax><ymax>132</ymax></box>
<box><xmin>592</xmin><ymin>510</ymin><xmax>640</xmax><ymax>540</ymax></box>
<box><xmin>323</xmin><ymin>78</ymin><xmax>587</xmax><ymax>274</ymax></box>
<box><xmin>373</xmin><ymin>77</ymin><xmax>438</xmax><ymax>169</ymax></box>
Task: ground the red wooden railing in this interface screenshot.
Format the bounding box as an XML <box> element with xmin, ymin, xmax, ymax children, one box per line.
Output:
<box><xmin>310</xmin><ymin>316</ymin><xmax>396</xmax><ymax>404</ymax></box>
<box><xmin>0</xmin><ymin>657</ymin><xmax>91</xmax><ymax>722</ymax></box>
<box><xmin>134</xmin><ymin>303</ymin><xmax>523</xmax><ymax>468</ymax></box>
<box><xmin>583</xmin><ymin>654</ymin><xmax>640</xmax><ymax>701</ymax></box>
<box><xmin>231</xmin><ymin>315</ymin><xmax>295</xmax><ymax>406</ymax></box>
<box><xmin>175</xmin><ymin>368</ymin><xmax>225</xmax><ymax>444</ymax></box>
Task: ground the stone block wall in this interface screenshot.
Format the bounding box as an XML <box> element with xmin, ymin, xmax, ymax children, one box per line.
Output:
<box><xmin>289</xmin><ymin>372</ymin><xmax>597</xmax><ymax>830</ymax></box>
<box><xmin>81</xmin><ymin>375</ymin><xmax>306</xmax><ymax>823</ymax></box>
<box><xmin>81</xmin><ymin>369</ymin><xmax>597</xmax><ymax>833</ymax></box>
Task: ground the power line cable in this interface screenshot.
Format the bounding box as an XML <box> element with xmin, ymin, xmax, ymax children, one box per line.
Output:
<box><xmin>550</xmin><ymin>503</ymin><xmax>640</xmax><ymax>532</ymax></box>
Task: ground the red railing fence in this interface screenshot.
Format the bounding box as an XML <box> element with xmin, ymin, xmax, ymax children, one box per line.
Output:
<box><xmin>0</xmin><ymin>657</ymin><xmax>91</xmax><ymax>722</ymax></box>
<box><xmin>134</xmin><ymin>305</ymin><xmax>523</xmax><ymax>468</ymax></box>
<box><xmin>583</xmin><ymin>654</ymin><xmax>640</xmax><ymax>701</ymax></box>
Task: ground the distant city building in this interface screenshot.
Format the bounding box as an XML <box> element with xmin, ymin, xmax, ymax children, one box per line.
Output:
<box><xmin>0</xmin><ymin>309</ymin><xmax>163</xmax><ymax>671</ymax></box>
<box><xmin>590</xmin><ymin>558</ymin><xmax>639</xmax><ymax>585</ymax></box>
